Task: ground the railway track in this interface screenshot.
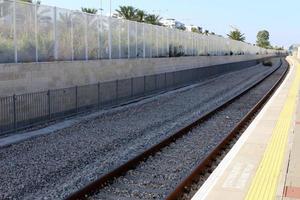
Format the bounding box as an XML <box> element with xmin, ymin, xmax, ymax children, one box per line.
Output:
<box><xmin>66</xmin><ymin>59</ymin><xmax>288</xmax><ymax>200</ymax></box>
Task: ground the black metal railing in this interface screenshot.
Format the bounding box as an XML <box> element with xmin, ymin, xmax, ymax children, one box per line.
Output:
<box><xmin>0</xmin><ymin>60</ymin><xmax>259</xmax><ymax>135</ymax></box>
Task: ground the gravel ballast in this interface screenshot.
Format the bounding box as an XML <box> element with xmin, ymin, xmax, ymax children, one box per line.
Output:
<box><xmin>0</xmin><ymin>59</ymin><xmax>282</xmax><ymax>199</ymax></box>
<box><xmin>89</xmin><ymin>61</ymin><xmax>287</xmax><ymax>200</ymax></box>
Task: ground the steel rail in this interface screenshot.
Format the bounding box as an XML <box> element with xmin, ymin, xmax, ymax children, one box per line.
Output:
<box><xmin>166</xmin><ymin>59</ymin><xmax>289</xmax><ymax>200</ymax></box>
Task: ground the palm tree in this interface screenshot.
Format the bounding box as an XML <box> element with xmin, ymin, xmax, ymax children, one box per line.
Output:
<box><xmin>116</xmin><ymin>6</ymin><xmax>137</xmax><ymax>20</ymax></box>
<box><xmin>81</xmin><ymin>7</ymin><xmax>98</xmax><ymax>14</ymax></box>
<box><xmin>135</xmin><ymin>9</ymin><xmax>147</xmax><ymax>22</ymax></box>
<box><xmin>144</xmin><ymin>14</ymin><xmax>162</xmax><ymax>25</ymax></box>
<box><xmin>204</xmin><ymin>30</ymin><xmax>209</xmax><ymax>35</ymax></box>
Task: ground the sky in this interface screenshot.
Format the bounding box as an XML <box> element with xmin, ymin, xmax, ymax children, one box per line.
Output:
<box><xmin>40</xmin><ymin>0</ymin><xmax>299</xmax><ymax>48</ymax></box>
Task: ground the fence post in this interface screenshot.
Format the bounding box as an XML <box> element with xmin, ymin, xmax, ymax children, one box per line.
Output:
<box><xmin>97</xmin><ymin>82</ymin><xmax>100</xmax><ymax>110</ymax></box>
<box><xmin>155</xmin><ymin>74</ymin><xmax>158</xmax><ymax>90</ymax></box>
<box><xmin>118</xmin><ymin>20</ymin><xmax>121</xmax><ymax>59</ymax></box>
<box><xmin>116</xmin><ymin>80</ymin><xmax>119</xmax><ymax>104</ymax></box>
<box><xmin>164</xmin><ymin>72</ymin><xmax>167</xmax><ymax>90</ymax></box>
<box><xmin>35</xmin><ymin>3</ymin><xmax>38</xmax><ymax>62</ymax></box>
<box><xmin>71</xmin><ymin>12</ymin><xmax>74</xmax><ymax>61</ymax></box>
<box><xmin>54</xmin><ymin>7</ymin><xmax>58</xmax><ymax>60</ymax></box>
<box><xmin>75</xmin><ymin>86</ymin><xmax>78</xmax><ymax>113</ymax></box>
<box><xmin>143</xmin><ymin>23</ymin><xmax>146</xmax><ymax>58</ymax></box>
<box><xmin>131</xmin><ymin>77</ymin><xmax>134</xmax><ymax>97</ymax></box>
<box><xmin>13</xmin><ymin>94</ymin><xmax>17</xmax><ymax>131</ymax></box>
<box><xmin>47</xmin><ymin>90</ymin><xmax>51</xmax><ymax>120</ymax></box>
<box><xmin>150</xmin><ymin>25</ymin><xmax>152</xmax><ymax>58</ymax></box>
<box><xmin>85</xmin><ymin>14</ymin><xmax>88</xmax><ymax>61</ymax></box>
<box><xmin>128</xmin><ymin>21</ymin><xmax>130</xmax><ymax>59</ymax></box>
<box><xmin>144</xmin><ymin>75</ymin><xmax>146</xmax><ymax>95</ymax></box>
<box><xmin>97</xmin><ymin>15</ymin><xmax>101</xmax><ymax>59</ymax></box>
<box><xmin>135</xmin><ymin>21</ymin><xmax>138</xmax><ymax>58</ymax></box>
<box><xmin>13</xmin><ymin>0</ymin><xmax>17</xmax><ymax>63</ymax></box>
<box><xmin>156</xmin><ymin>26</ymin><xmax>158</xmax><ymax>57</ymax></box>
<box><xmin>167</xmin><ymin>29</ymin><xmax>169</xmax><ymax>57</ymax></box>
<box><xmin>173</xmin><ymin>71</ymin><xmax>175</xmax><ymax>88</ymax></box>
<box><xmin>108</xmin><ymin>17</ymin><xmax>112</xmax><ymax>59</ymax></box>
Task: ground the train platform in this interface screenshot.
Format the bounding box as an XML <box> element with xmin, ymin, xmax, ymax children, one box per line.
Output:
<box><xmin>192</xmin><ymin>56</ymin><xmax>300</xmax><ymax>200</ymax></box>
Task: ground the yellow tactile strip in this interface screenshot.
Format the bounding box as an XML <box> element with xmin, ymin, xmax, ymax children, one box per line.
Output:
<box><xmin>245</xmin><ymin>59</ymin><xmax>300</xmax><ymax>200</ymax></box>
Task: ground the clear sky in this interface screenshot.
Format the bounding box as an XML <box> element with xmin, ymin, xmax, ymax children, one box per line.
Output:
<box><xmin>40</xmin><ymin>0</ymin><xmax>299</xmax><ymax>48</ymax></box>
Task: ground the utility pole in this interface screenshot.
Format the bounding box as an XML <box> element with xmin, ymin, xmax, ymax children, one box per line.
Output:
<box><xmin>110</xmin><ymin>0</ymin><xmax>112</xmax><ymax>17</ymax></box>
<box><xmin>100</xmin><ymin>0</ymin><xmax>103</xmax><ymax>16</ymax></box>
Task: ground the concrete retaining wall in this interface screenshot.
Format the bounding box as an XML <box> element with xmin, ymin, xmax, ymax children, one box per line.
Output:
<box><xmin>0</xmin><ymin>54</ymin><xmax>275</xmax><ymax>96</ymax></box>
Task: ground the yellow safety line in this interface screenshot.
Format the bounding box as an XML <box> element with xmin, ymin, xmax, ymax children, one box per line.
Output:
<box><xmin>245</xmin><ymin>59</ymin><xmax>300</xmax><ymax>200</ymax></box>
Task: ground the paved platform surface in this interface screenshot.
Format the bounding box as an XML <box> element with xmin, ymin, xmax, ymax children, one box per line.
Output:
<box><xmin>192</xmin><ymin>56</ymin><xmax>300</xmax><ymax>200</ymax></box>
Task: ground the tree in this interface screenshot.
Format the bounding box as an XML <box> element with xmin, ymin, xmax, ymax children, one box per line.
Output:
<box><xmin>19</xmin><ymin>0</ymin><xmax>41</xmax><ymax>4</ymax></box>
<box><xmin>81</xmin><ymin>7</ymin><xmax>98</xmax><ymax>14</ymax></box>
<box><xmin>256</xmin><ymin>30</ymin><xmax>270</xmax><ymax>48</ymax></box>
<box><xmin>135</xmin><ymin>9</ymin><xmax>146</xmax><ymax>22</ymax></box>
<box><xmin>204</xmin><ymin>30</ymin><xmax>209</xmax><ymax>35</ymax></box>
<box><xmin>191</xmin><ymin>27</ymin><xmax>201</xmax><ymax>34</ymax></box>
<box><xmin>227</xmin><ymin>29</ymin><xmax>245</xmax><ymax>42</ymax></box>
<box><xmin>116</xmin><ymin>6</ymin><xmax>137</xmax><ymax>20</ymax></box>
<box><xmin>144</xmin><ymin>14</ymin><xmax>161</xmax><ymax>25</ymax></box>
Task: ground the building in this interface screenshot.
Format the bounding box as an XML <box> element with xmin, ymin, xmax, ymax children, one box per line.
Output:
<box><xmin>185</xmin><ymin>25</ymin><xmax>202</xmax><ymax>33</ymax></box>
<box><xmin>160</xmin><ymin>18</ymin><xmax>185</xmax><ymax>30</ymax></box>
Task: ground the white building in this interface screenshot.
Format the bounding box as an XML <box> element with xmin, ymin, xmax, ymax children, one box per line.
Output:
<box><xmin>186</xmin><ymin>25</ymin><xmax>202</xmax><ymax>33</ymax></box>
<box><xmin>160</xmin><ymin>18</ymin><xmax>185</xmax><ymax>30</ymax></box>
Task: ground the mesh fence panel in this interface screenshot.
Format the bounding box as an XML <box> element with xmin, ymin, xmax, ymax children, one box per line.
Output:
<box><xmin>0</xmin><ymin>96</ymin><xmax>14</xmax><ymax>132</ymax></box>
<box><xmin>117</xmin><ymin>78</ymin><xmax>132</xmax><ymax>103</ymax></box>
<box><xmin>72</xmin><ymin>11</ymin><xmax>86</xmax><ymax>60</ymax></box>
<box><xmin>99</xmin><ymin>16</ymin><xmax>109</xmax><ymax>59</ymax></box>
<box><xmin>37</xmin><ymin>4</ymin><xmax>55</xmax><ymax>61</ymax></box>
<box><xmin>50</xmin><ymin>87</ymin><xmax>76</xmax><ymax>116</ymax></box>
<box><xmin>100</xmin><ymin>80</ymin><xmax>117</xmax><ymax>107</ymax></box>
<box><xmin>144</xmin><ymin>23</ymin><xmax>152</xmax><ymax>58</ymax></box>
<box><xmin>132</xmin><ymin>76</ymin><xmax>145</xmax><ymax>97</ymax></box>
<box><xmin>136</xmin><ymin>22</ymin><xmax>144</xmax><ymax>58</ymax></box>
<box><xmin>77</xmin><ymin>84</ymin><xmax>98</xmax><ymax>110</ymax></box>
<box><xmin>15</xmin><ymin>91</ymin><xmax>48</xmax><ymax>127</ymax></box>
<box><xmin>56</xmin><ymin>7</ymin><xmax>72</xmax><ymax>60</ymax></box>
<box><xmin>128</xmin><ymin>21</ymin><xmax>136</xmax><ymax>58</ymax></box>
<box><xmin>0</xmin><ymin>1</ymin><xmax>14</xmax><ymax>63</ymax></box>
<box><xmin>16</xmin><ymin>2</ymin><xmax>36</xmax><ymax>62</ymax></box>
<box><xmin>110</xmin><ymin>17</ymin><xmax>120</xmax><ymax>59</ymax></box>
<box><xmin>120</xmin><ymin>19</ymin><xmax>129</xmax><ymax>59</ymax></box>
<box><xmin>87</xmin><ymin>14</ymin><xmax>99</xmax><ymax>60</ymax></box>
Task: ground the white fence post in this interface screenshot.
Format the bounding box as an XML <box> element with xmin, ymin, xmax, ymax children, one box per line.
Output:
<box><xmin>35</xmin><ymin>3</ymin><xmax>38</xmax><ymax>62</ymax></box>
<box><xmin>166</xmin><ymin>28</ymin><xmax>169</xmax><ymax>57</ymax></box>
<box><xmin>143</xmin><ymin>23</ymin><xmax>145</xmax><ymax>58</ymax></box>
<box><xmin>85</xmin><ymin>14</ymin><xmax>88</xmax><ymax>61</ymax></box>
<box><xmin>97</xmin><ymin>15</ymin><xmax>101</xmax><ymax>59</ymax></box>
<box><xmin>118</xmin><ymin>19</ymin><xmax>121</xmax><ymax>59</ymax></box>
<box><xmin>108</xmin><ymin>17</ymin><xmax>112</xmax><ymax>59</ymax></box>
<box><xmin>13</xmin><ymin>0</ymin><xmax>17</xmax><ymax>63</ymax></box>
<box><xmin>127</xmin><ymin>20</ymin><xmax>130</xmax><ymax>59</ymax></box>
<box><xmin>135</xmin><ymin>21</ymin><xmax>138</xmax><ymax>58</ymax></box>
<box><xmin>71</xmin><ymin>12</ymin><xmax>74</xmax><ymax>61</ymax></box>
<box><xmin>54</xmin><ymin>7</ymin><xmax>58</xmax><ymax>60</ymax></box>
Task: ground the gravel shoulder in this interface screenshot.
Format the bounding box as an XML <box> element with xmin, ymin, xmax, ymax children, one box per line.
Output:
<box><xmin>90</xmin><ymin>62</ymin><xmax>287</xmax><ymax>200</ymax></box>
<box><xmin>0</xmin><ymin>59</ymin><xmax>281</xmax><ymax>200</ymax></box>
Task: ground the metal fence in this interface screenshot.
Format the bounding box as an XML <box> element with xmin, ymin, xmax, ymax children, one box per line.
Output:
<box><xmin>0</xmin><ymin>59</ymin><xmax>260</xmax><ymax>134</ymax></box>
<box><xmin>0</xmin><ymin>0</ymin><xmax>284</xmax><ymax>64</ymax></box>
